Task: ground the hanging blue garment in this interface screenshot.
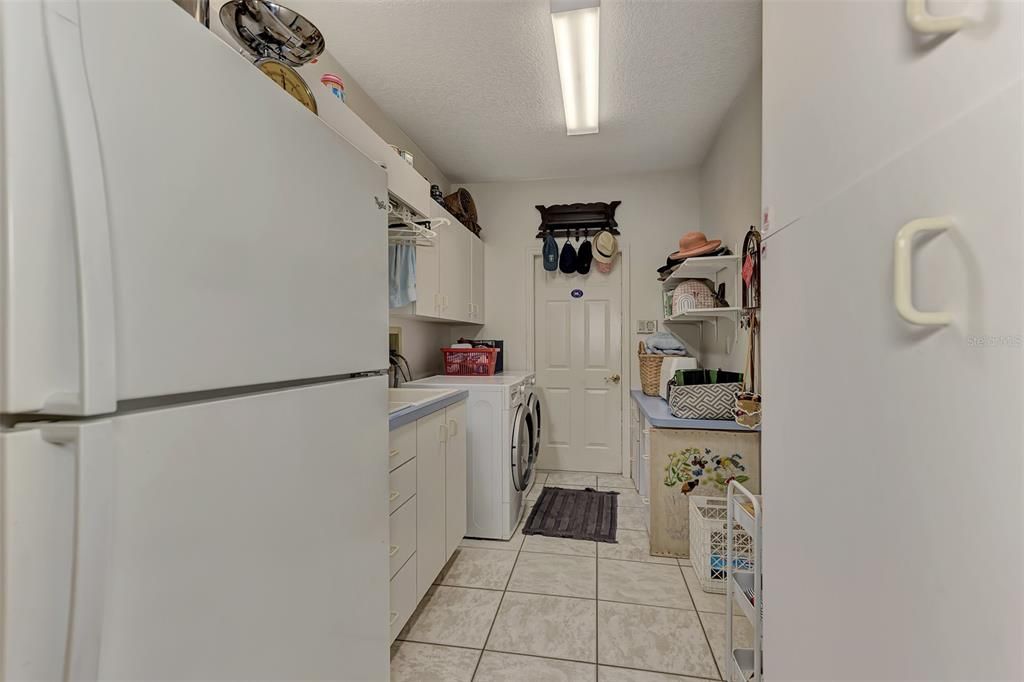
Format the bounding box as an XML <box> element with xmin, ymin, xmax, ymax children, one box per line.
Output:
<box><xmin>389</xmin><ymin>243</ymin><xmax>417</xmax><ymax>308</ymax></box>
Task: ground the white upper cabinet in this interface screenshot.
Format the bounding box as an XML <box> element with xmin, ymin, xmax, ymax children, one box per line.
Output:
<box><xmin>470</xmin><ymin>235</ymin><xmax>485</xmax><ymax>323</ymax></box>
<box><xmin>762</xmin><ymin>0</ymin><xmax>1023</xmax><ymax>235</ymax></box>
<box><xmin>398</xmin><ymin>204</ymin><xmax>482</xmax><ymax>324</ymax></box>
<box><xmin>439</xmin><ymin>220</ymin><xmax>473</xmax><ymax>323</ymax></box>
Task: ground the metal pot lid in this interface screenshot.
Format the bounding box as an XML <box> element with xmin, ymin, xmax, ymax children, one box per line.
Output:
<box><xmin>219</xmin><ymin>0</ymin><xmax>324</xmax><ymax>67</ymax></box>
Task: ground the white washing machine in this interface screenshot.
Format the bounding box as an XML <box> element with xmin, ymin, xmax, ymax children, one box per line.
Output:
<box><xmin>406</xmin><ymin>372</ymin><xmax>540</xmax><ymax>540</ymax></box>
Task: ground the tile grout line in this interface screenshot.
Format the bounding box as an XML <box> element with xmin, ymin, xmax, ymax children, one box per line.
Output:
<box><xmin>470</xmin><ymin>497</ymin><xmax>531</xmax><ymax>682</ymax></box>
<box><xmin>679</xmin><ymin>560</ymin><xmax>725</xmax><ymax>681</ymax></box>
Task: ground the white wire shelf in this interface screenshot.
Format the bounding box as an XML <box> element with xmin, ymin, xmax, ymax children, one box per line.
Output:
<box><xmin>731</xmin><ymin>570</ymin><xmax>758</xmax><ymax>625</ymax></box>
<box><xmin>661</xmin><ymin>255</ymin><xmax>740</xmax><ymax>291</ymax></box>
<box><xmin>731</xmin><ymin>496</ymin><xmax>758</xmax><ymax>537</ymax></box>
<box><xmin>732</xmin><ymin>648</ymin><xmax>755</xmax><ymax>682</ymax></box>
<box><xmin>663</xmin><ymin>307</ymin><xmax>741</xmax><ymax>324</ymax></box>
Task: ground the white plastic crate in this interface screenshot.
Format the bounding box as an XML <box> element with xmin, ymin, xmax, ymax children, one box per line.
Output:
<box><xmin>688</xmin><ymin>495</ymin><xmax>755</xmax><ymax>594</ymax></box>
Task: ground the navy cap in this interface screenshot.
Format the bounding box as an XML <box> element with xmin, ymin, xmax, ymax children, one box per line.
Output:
<box><xmin>576</xmin><ymin>239</ymin><xmax>593</xmax><ymax>274</ymax></box>
<box><xmin>559</xmin><ymin>239</ymin><xmax>577</xmax><ymax>274</ymax></box>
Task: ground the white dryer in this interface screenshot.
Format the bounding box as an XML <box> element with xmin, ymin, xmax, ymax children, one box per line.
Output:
<box><xmin>406</xmin><ymin>372</ymin><xmax>539</xmax><ymax>540</ymax></box>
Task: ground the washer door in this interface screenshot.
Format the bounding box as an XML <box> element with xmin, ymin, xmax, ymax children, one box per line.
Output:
<box><xmin>510</xmin><ymin>404</ymin><xmax>532</xmax><ymax>492</ymax></box>
<box><xmin>527</xmin><ymin>392</ymin><xmax>542</xmax><ymax>465</ymax></box>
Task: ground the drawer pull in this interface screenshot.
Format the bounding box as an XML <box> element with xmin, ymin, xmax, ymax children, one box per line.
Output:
<box><xmin>389</xmin><ymin>611</ymin><xmax>399</xmax><ymax>626</ymax></box>
<box><xmin>448</xmin><ymin>419</ymin><xmax>458</xmax><ymax>437</ymax></box>
<box><xmin>389</xmin><ymin>449</ymin><xmax>401</xmax><ymax>458</ymax></box>
<box><xmin>439</xmin><ymin>424</ymin><xmax>448</xmax><ymax>443</ymax></box>
<box><xmin>905</xmin><ymin>0</ymin><xmax>971</xmax><ymax>34</ymax></box>
<box><xmin>389</xmin><ymin>544</ymin><xmax>400</xmax><ymax>557</ymax></box>
<box><xmin>389</xmin><ymin>490</ymin><xmax>401</xmax><ymax>502</ymax></box>
<box><xmin>642</xmin><ymin>454</ymin><xmax>649</xmax><ymax>461</ymax></box>
<box><xmin>894</xmin><ymin>217</ymin><xmax>954</xmax><ymax>326</ymax></box>
<box><xmin>642</xmin><ymin>496</ymin><xmax>650</xmax><ymax>505</ymax></box>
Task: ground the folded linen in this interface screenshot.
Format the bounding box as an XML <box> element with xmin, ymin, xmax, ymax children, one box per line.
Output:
<box><xmin>646</xmin><ymin>347</ymin><xmax>689</xmax><ymax>356</ymax></box>
<box><xmin>644</xmin><ymin>332</ymin><xmax>689</xmax><ymax>355</ymax></box>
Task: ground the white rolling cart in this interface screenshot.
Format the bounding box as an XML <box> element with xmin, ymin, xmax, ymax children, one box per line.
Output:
<box><xmin>726</xmin><ymin>481</ymin><xmax>762</xmax><ymax>682</ymax></box>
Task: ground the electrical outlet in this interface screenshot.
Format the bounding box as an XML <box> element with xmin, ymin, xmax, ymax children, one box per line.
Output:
<box><xmin>636</xmin><ymin>320</ymin><xmax>658</xmax><ymax>334</ymax></box>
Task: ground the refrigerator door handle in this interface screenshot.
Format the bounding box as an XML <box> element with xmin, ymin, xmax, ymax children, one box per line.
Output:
<box><xmin>893</xmin><ymin>217</ymin><xmax>954</xmax><ymax>326</ymax></box>
<box><xmin>40</xmin><ymin>421</ymin><xmax>115</xmax><ymax>682</ymax></box>
<box><xmin>40</xmin><ymin>0</ymin><xmax>118</xmax><ymax>415</ymax></box>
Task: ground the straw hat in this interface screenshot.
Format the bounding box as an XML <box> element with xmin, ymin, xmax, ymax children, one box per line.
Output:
<box><xmin>671</xmin><ymin>231</ymin><xmax>721</xmax><ymax>259</ymax></box>
<box><xmin>592</xmin><ymin>230</ymin><xmax>619</xmax><ymax>262</ymax></box>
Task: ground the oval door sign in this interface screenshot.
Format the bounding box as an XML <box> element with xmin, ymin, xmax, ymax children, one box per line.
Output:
<box><xmin>571</xmin><ymin>289</ymin><xmax>584</xmax><ymax>298</ymax></box>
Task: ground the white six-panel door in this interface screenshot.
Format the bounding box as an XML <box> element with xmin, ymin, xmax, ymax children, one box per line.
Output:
<box><xmin>534</xmin><ymin>259</ymin><xmax>622</xmax><ymax>473</ymax></box>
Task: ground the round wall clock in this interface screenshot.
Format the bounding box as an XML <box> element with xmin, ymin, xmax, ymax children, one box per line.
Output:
<box><xmin>255</xmin><ymin>58</ymin><xmax>318</xmax><ymax>114</ymax></box>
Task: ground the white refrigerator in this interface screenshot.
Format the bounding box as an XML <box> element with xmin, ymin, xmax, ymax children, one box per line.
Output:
<box><xmin>1</xmin><ymin>1</ymin><xmax>391</xmax><ymax>680</ymax></box>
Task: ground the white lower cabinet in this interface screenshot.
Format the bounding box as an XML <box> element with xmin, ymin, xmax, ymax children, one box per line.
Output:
<box><xmin>415</xmin><ymin>410</ymin><xmax>448</xmax><ymax>600</ymax></box>
<box><xmin>389</xmin><ymin>497</ymin><xmax>416</xmax><ymax>579</ymax></box>
<box><xmin>389</xmin><ymin>557</ymin><xmax>417</xmax><ymax>643</ymax></box>
<box><xmin>387</xmin><ymin>400</ymin><xmax>467</xmax><ymax>641</ymax></box>
<box><xmin>444</xmin><ymin>401</ymin><xmax>468</xmax><ymax>559</ymax></box>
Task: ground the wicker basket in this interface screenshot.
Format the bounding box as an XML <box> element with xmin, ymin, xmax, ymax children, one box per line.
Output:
<box><xmin>638</xmin><ymin>342</ymin><xmax>665</xmax><ymax>396</ymax></box>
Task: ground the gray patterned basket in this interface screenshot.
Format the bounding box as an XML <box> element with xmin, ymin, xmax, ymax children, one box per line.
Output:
<box><xmin>669</xmin><ymin>383</ymin><xmax>742</xmax><ymax>420</ymax></box>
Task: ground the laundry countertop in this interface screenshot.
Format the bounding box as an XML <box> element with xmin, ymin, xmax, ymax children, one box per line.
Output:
<box><xmin>631</xmin><ymin>389</ymin><xmax>758</xmax><ymax>432</ymax></box>
<box><xmin>389</xmin><ymin>389</ymin><xmax>468</xmax><ymax>430</ymax></box>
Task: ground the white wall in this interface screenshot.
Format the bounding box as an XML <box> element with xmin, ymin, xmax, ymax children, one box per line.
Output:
<box><xmin>698</xmin><ymin>69</ymin><xmax>762</xmax><ymax>373</ymax></box>
<box><xmin>458</xmin><ymin>170</ymin><xmax>702</xmax><ymax>389</ymax></box>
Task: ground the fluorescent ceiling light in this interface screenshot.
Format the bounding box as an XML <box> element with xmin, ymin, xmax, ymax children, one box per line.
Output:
<box><xmin>551</xmin><ymin>2</ymin><xmax>599</xmax><ymax>136</ymax></box>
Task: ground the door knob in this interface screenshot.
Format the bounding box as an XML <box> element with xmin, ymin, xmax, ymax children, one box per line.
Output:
<box><xmin>606</xmin><ymin>374</ymin><xmax>621</xmax><ymax>384</ymax></box>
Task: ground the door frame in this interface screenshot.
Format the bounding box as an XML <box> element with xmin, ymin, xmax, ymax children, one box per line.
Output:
<box><xmin>523</xmin><ymin>246</ymin><xmax>632</xmax><ymax>476</ymax></box>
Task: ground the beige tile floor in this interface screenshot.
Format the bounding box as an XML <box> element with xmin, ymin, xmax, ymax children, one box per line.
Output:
<box><xmin>392</xmin><ymin>472</ymin><xmax>752</xmax><ymax>682</ymax></box>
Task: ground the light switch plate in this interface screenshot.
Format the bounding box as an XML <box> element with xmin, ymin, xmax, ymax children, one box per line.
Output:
<box><xmin>636</xmin><ymin>320</ymin><xmax>658</xmax><ymax>334</ymax></box>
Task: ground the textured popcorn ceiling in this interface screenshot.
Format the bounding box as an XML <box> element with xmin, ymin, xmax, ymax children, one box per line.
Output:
<box><xmin>296</xmin><ymin>0</ymin><xmax>761</xmax><ymax>183</ymax></box>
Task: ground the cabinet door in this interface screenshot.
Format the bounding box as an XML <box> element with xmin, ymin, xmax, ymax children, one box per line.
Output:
<box><xmin>629</xmin><ymin>402</ymin><xmax>640</xmax><ymax>491</ymax></box>
<box><xmin>439</xmin><ymin>222</ymin><xmax>472</xmax><ymax>322</ymax></box>
<box><xmin>470</xmin><ymin>236</ymin><xmax>485</xmax><ymax>323</ymax></box>
<box><xmin>762</xmin><ymin>83</ymin><xmax>1023</xmax><ymax>679</ymax></box>
<box><xmin>444</xmin><ymin>402</ymin><xmax>468</xmax><ymax>560</ymax></box>
<box><xmin>414</xmin><ymin>410</ymin><xmax>447</xmax><ymax>599</ymax></box>
<box><xmin>414</xmin><ymin>241</ymin><xmax>441</xmax><ymax>319</ymax></box>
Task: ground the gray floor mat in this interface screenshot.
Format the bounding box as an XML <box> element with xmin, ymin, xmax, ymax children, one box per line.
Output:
<box><xmin>522</xmin><ymin>486</ymin><xmax>618</xmax><ymax>543</ymax></box>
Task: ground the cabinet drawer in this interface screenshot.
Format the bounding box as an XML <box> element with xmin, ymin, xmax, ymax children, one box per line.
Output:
<box><xmin>389</xmin><ymin>458</ymin><xmax>416</xmax><ymax>514</ymax></box>
<box><xmin>389</xmin><ymin>422</ymin><xmax>416</xmax><ymax>471</ymax></box>
<box><xmin>389</xmin><ymin>554</ymin><xmax>416</xmax><ymax>643</ymax></box>
<box><xmin>389</xmin><ymin>496</ymin><xmax>416</xmax><ymax>578</ymax></box>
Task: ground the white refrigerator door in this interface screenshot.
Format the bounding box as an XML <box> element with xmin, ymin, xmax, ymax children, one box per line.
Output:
<box><xmin>0</xmin><ymin>0</ymin><xmax>388</xmax><ymax>416</ymax></box>
<box><xmin>1</xmin><ymin>376</ymin><xmax>389</xmax><ymax>681</ymax></box>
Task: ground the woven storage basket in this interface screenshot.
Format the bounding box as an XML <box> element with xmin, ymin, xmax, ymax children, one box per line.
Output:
<box><xmin>672</xmin><ymin>279</ymin><xmax>719</xmax><ymax>314</ymax></box>
<box><xmin>638</xmin><ymin>341</ymin><xmax>665</xmax><ymax>396</ymax></box>
<box><xmin>669</xmin><ymin>382</ymin><xmax>742</xmax><ymax>420</ymax></box>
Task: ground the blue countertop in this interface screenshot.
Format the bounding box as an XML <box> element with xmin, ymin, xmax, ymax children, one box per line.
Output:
<box><xmin>631</xmin><ymin>389</ymin><xmax>758</xmax><ymax>432</ymax></box>
<box><xmin>389</xmin><ymin>389</ymin><xmax>468</xmax><ymax>430</ymax></box>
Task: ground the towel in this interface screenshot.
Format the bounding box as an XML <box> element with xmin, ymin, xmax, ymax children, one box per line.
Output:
<box><xmin>644</xmin><ymin>331</ymin><xmax>689</xmax><ymax>356</ymax></box>
<box><xmin>389</xmin><ymin>244</ymin><xmax>416</xmax><ymax>308</ymax></box>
